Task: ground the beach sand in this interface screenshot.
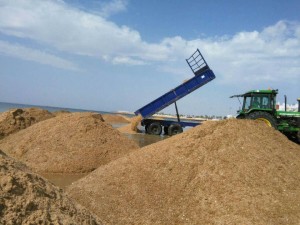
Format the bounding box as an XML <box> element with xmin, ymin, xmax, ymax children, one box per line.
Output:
<box><xmin>0</xmin><ymin>108</ymin><xmax>299</xmax><ymax>224</ymax></box>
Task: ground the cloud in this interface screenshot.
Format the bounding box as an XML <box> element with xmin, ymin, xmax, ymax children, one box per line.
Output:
<box><xmin>99</xmin><ymin>0</ymin><xmax>128</xmax><ymax>17</ymax></box>
<box><xmin>0</xmin><ymin>0</ymin><xmax>299</xmax><ymax>85</ymax></box>
<box><xmin>175</xmin><ymin>21</ymin><xmax>300</xmax><ymax>84</ymax></box>
<box><xmin>0</xmin><ymin>0</ymin><xmax>153</xmax><ymax>59</ymax></box>
<box><xmin>0</xmin><ymin>40</ymin><xmax>78</xmax><ymax>71</ymax></box>
<box><xmin>111</xmin><ymin>56</ymin><xmax>146</xmax><ymax>65</ymax></box>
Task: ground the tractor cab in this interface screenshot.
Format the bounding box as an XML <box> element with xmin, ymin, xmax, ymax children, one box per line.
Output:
<box><xmin>231</xmin><ymin>89</ymin><xmax>278</xmax><ymax>117</ymax></box>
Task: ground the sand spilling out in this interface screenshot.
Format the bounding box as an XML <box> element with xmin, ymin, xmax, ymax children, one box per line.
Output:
<box><xmin>130</xmin><ymin>115</ymin><xmax>142</xmax><ymax>132</ymax></box>
<box><xmin>67</xmin><ymin>119</ymin><xmax>300</xmax><ymax>225</ymax></box>
<box><xmin>118</xmin><ymin>124</ymin><xmax>142</xmax><ymax>134</ymax></box>
<box><xmin>118</xmin><ymin>115</ymin><xmax>143</xmax><ymax>134</ymax></box>
<box><xmin>0</xmin><ymin>150</ymin><xmax>102</xmax><ymax>225</ymax></box>
<box><xmin>102</xmin><ymin>114</ymin><xmax>131</xmax><ymax>123</ymax></box>
<box><xmin>0</xmin><ymin>108</ymin><xmax>54</xmax><ymax>139</ymax></box>
<box><xmin>0</xmin><ymin>112</ymin><xmax>139</xmax><ymax>173</ymax></box>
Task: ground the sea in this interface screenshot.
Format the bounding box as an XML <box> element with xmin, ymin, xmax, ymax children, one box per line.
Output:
<box><xmin>0</xmin><ymin>101</ymin><xmax>133</xmax><ymax>117</ymax></box>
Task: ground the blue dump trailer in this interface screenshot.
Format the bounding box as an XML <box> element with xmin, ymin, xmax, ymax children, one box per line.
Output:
<box><xmin>134</xmin><ymin>49</ymin><xmax>216</xmax><ymax>135</ymax></box>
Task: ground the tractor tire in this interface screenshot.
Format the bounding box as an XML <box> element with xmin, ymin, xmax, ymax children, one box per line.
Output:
<box><xmin>148</xmin><ymin>122</ymin><xmax>162</xmax><ymax>135</ymax></box>
<box><xmin>236</xmin><ymin>114</ymin><xmax>245</xmax><ymax>119</ymax></box>
<box><xmin>164</xmin><ymin>126</ymin><xmax>169</xmax><ymax>135</ymax></box>
<box><xmin>168</xmin><ymin>123</ymin><xmax>183</xmax><ymax>136</ymax></box>
<box><xmin>248</xmin><ymin>111</ymin><xmax>277</xmax><ymax>128</ymax></box>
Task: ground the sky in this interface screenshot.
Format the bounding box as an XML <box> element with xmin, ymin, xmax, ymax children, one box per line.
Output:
<box><xmin>0</xmin><ymin>0</ymin><xmax>299</xmax><ymax>116</ymax></box>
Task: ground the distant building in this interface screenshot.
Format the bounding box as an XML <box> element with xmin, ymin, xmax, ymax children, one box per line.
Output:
<box><xmin>277</xmin><ymin>102</ymin><xmax>299</xmax><ymax>112</ymax></box>
<box><xmin>226</xmin><ymin>115</ymin><xmax>235</xmax><ymax>119</ymax></box>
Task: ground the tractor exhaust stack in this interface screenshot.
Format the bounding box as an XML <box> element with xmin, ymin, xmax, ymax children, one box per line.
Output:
<box><xmin>284</xmin><ymin>95</ymin><xmax>287</xmax><ymax>111</ymax></box>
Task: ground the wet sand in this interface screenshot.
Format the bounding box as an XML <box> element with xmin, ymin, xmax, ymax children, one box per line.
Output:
<box><xmin>114</xmin><ymin>122</ymin><xmax>168</xmax><ymax>147</ymax></box>
<box><xmin>41</xmin><ymin>173</ymin><xmax>88</xmax><ymax>189</ymax></box>
<box><xmin>124</xmin><ymin>133</ymin><xmax>166</xmax><ymax>147</ymax></box>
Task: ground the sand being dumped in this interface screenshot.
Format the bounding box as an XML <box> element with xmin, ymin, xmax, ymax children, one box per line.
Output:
<box><xmin>67</xmin><ymin>119</ymin><xmax>300</xmax><ymax>225</ymax></box>
<box><xmin>130</xmin><ymin>115</ymin><xmax>142</xmax><ymax>132</ymax></box>
<box><xmin>0</xmin><ymin>108</ymin><xmax>54</xmax><ymax>139</ymax></box>
<box><xmin>117</xmin><ymin>115</ymin><xmax>143</xmax><ymax>134</ymax></box>
<box><xmin>102</xmin><ymin>114</ymin><xmax>130</xmax><ymax>123</ymax></box>
<box><xmin>0</xmin><ymin>150</ymin><xmax>102</xmax><ymax>224</ymax></box>
<box><xmin>0</xmin><ymin>112</ymin><xmax>139</xmax><ymax>173</ymax></box>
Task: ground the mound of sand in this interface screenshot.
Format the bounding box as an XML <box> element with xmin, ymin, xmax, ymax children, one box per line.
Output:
<box><xmin>0</xmin><ymin>108</ymin><xmax>54</xmax><ymax>139</ymax></box>
<box><xmin>0</xmin><ymin>112</ymin><xmax>139</xmax><ymax>173</ymax></box>
<box><xmin>102</xmin><ymin>114</ymin><xmax>130</xmax><ymax>123</ymax></box>
<box><xmin>67</xmin><ymin>119</ymin><xmax>300</xmax><ymax>225</ymax></box>
<box><xmin>0</xmin><ymin>150</ymin><xmax>102</xmax><ymax>224</ymax></box>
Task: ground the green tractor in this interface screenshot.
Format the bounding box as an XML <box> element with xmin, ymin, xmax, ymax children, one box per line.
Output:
<box><xmin>231</xmin><ymin>89</ymin><xmax>300</xmax><ymax>142</ymax></box>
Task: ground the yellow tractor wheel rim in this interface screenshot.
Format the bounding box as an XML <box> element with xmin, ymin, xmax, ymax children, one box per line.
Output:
<box><xmin>256</xmin><ymin>118</ymin><xmax>272</xmax><ymax>127</ymax></box>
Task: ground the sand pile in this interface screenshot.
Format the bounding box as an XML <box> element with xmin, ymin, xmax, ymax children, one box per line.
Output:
<box><xmin>0</xmin><ymin>112</ymin><xmax>139</xmax><ymax>173</ymax></box>
<box><xmin>0</xmin><ymin>108</ymin><xmax>54</xmax><ymax>139</ymax></box>
<box><xmin>102</xmin><ymin>114</ymin><xmax>130</xmax><ymax>123</ymax></box>
<box><xmin>67</xmin><ymin>119</ymin><xmax>300</xmax><ymax>225</ymax></box>
<box><xmin>0</xmin><ymin>150</ymin><xmax>102</xmax><ymax>224</ymax></box>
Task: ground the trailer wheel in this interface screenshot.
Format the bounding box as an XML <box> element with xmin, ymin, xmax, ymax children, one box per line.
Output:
<box><xmin>145</xmin><ymin>124</ymin><xmax>149</xmax><ymax>134</ymax></box>
<box><xmin>148</xmin><ymin>122</ymin><xmax>162</xmax><ymax>135</ymax></box>
<box><xmin>164</xmin><ymin>126</ymin><xmax>169</xmax><ymax>135</ymax></box>
<box><xmin>168</xmin><ymin>123</ymin><xmax>183</xmax><ymax>136</ymax></box>
<box><xmin>248</xmin><ymin>111</ymin><xmax>277</xmax><ymax>128</ymax></box>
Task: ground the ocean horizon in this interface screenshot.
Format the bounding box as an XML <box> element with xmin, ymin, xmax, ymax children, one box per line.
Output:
<box><xmin>0</xmin><ymin>101</ymin><xmax>133</xmax><ymax>116</ymax></box>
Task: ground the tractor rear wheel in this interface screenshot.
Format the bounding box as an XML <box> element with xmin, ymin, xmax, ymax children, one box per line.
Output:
<box><xmin>148</xmin><ymin>122</ymin><xmax>162</xmax><ymax>135</ymax></box>
<box><xmin>168</xmin><ymin>123</ymin><xmax>183</xmax><ymax>136</ymax></box>
<box><xmin>248</xmin><ymin>111</ymin><xmax>277</xmax><ymax>128</ymax></box>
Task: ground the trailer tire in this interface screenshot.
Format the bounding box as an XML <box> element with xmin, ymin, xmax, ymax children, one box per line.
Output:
<box><xmin>168</xmin><ymin>123</ymin><xmax>183</xmax><ymax>136</ymax></box>
<box><xmin>248</xmin><ymin>111</ymin><xmax>277</xmax><ymax>128</ymax></box>
<box><xmin>148</xmin><ymin>122</ymin><xmax>162</xmax><ymax>135</ymax></box>
<box><xmin>145</xmin><ymin>124</ymin><xmax>149</xmax><ymax>134</ymax></box>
